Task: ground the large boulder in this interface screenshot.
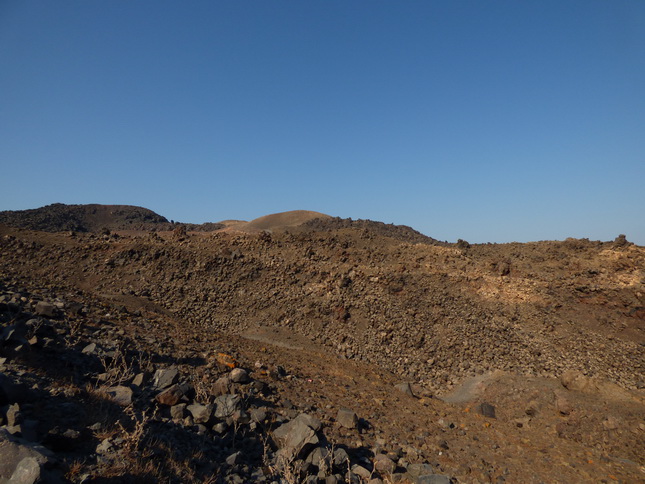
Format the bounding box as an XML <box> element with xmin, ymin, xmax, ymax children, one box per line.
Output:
<box><xmin>152</xmin><ymin>366</ymin><xmax>179</xmax><ymax>390</ymax></box>
<box><xmin>336</xmin><ymin>408</ymin><xmax>357</xmax><ymax>429</ymax></box>
<box><xmin>229</xmin><ymin>368</ymin><xmax>250</xmax><ymax>383</ymax></box>
<box><xmin>273</xmin><ymin>413</ymin><xmax>320</xmax><ymax>460</ymax></box>
<box><xmin>105</xmin><ymin>386</ymin><xmax>133</xmax><ymax>406</ymax></box>
<box><xmin>187</xmin><ymin>403</ymin><xmax>213</xmax><ymax>424</ymax></box>
<box><xmin>214</xmin><ymin>394</ymin><xmax>242</xmax><ymax>419</ymax></box>
<box><xmin>34</xmin><ymin>302</ymin><xmax>56</xmax><ymax>318</ymax></box>
<box><xmin>0</xmin><ymin>429</ymin><xmax>53</xmax><ymax>483</ymax></box>
<box><xmin>373</xmin><ymin>453</ymin><xmax>396</xmax><ymax>474</ymax></box>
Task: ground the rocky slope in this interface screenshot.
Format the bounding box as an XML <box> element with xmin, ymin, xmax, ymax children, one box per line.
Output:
<box><xmin>4</xmin><ymin>280</ymin><xmax>456</xmax><ymax>483</ymax></box>
<box><xmin>296</xmin><ymin>217</ymin><xmax>439</xmax><ymax>246</ymax></box>
<box><xmin>5</xmin><ymin>225</ymin><xmax>637</xmax><ymax>391</ymax></box>
<box><xmin>0</xmin><ymin>209</ymin><xmax>643</xmax><ymax>483</ymax></box>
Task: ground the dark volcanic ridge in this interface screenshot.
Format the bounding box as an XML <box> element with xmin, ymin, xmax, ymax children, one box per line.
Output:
<box><xmin>0</xmin><ymin>203</ymin><xmax>225</xmax><ymax>234</ymax></box>
<box><xmin>0</xmin><ymin>203</ymin><xmax>170</xmax><ymax>233</ymax></box>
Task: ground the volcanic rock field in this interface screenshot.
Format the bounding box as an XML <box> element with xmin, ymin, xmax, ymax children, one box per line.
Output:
<box><xmin>0</xmin><ymin>204</ymin><xmax>643</xmax><ymax>483</ymax></box>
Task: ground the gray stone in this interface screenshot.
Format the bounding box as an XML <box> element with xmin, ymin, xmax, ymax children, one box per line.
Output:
<box><xmin>105</xmin><ymin>386</ymin><xmax>133</xmax><ymax>406</ymax></box>
<box><xmin>226</xmin><ymin>451</ymin><xmax>241</xmax><ymax>466</ymax></box>
<box><xmin>152</xmin><ymin>366</ymin><xmax>179</xmax><ymax>390</ymax></box>
<box><xmin>351</xmin><ymin>464</ymin><xmax>372</xmax><ymax>479</ymax></box>
<box><xmin>336</xmin><ymin>408</ymin><xmax>357</xmax><ymax>429</ymax></box>
<box><xmin>187</xmin><ymin>403</ymin><xmax>213</xmax><ymax>424</ymax></box>
<box><xmin>306</xmin><ymin>446</ymin><xmax>332</xmax><ymax>469</ymax></box>
<box><xmin>170</xmin><ymin>403</ymin><xmax>187</xmax><ymax>420</ymax></box>
<box><xmin>273</xmin><ymin>414</ymin><xmax>320</xmax><ymax>459</ymax></box>
<box><xmin>0</xmin><ymin>430</ymin><xmax>52</xmax><ymax>481</ymax></box>
<box><xmin>213</xmin><ymin>376</ymin><xmax>231</xmax><ymax>395</ymax></box>
<box><xmin>81</xmin><ymin>343</ymin><xmax>96</xmax><ymax>355</ymax></box>
<box><xmin>333</xmin><ymin>448</ymin><xmax>350</xmax><ymax>468</ymax></box>
<box><xmin>214</xmin><ymin>394</ymin><xmax>241</xmax><ymax>419</ymax></box>
<box><xmin>8</xmin><ymin>457</ymin><xmax>41</xmax><ymax>484</ymax></box>
<box><xmin>250</xmin><ymin>407</ymin><xmax>267</xmax><ymax>423</ymax></box>
<box><xmin>34</xmin><ymin>302</ymin><xmax>56</xmax><ymax>318</ymax></box>
<box><xmin>96</xmin><ymin>438</ymin><xmax>113</xmax><ymax>454</ymax></box>
<box><xmin>294</xmin><ymin>413</ymin><xmax>322</xmax><ymax>431</ymax></box>
<box><xmin>478</xmin><ymin>402</ymin><xmax>496</xmax><ymax>419</ymax></box>
<box><xmin>229</xmin><ymin>368</ymin><xmax>250</xmax><ymax>383</ymax></box>
<box><xmin>5</xmin><ymin>404</ymin><xmax>22</xmax><ymax>427</ymax></box>
<box><xmin>131</xmin><ymin>373</ymin><xmax>145</xmax><ymax>387</ymax></box>
<box><xmin>373</xmin><ymin>453</ymin><xmax>396</xmax><ymax>474</ymax></box>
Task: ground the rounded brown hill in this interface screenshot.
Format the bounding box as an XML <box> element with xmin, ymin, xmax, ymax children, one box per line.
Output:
<box><xmin>219</xmin><ymin>210</ymin><xmax>331</xmax><ymax>233</ymax></box>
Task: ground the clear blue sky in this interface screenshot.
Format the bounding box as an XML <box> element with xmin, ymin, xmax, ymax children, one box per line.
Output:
<box><xmin>1</xmin><ymin>1</ymin><xmax>643</xmax><ymax>244</ymax></box>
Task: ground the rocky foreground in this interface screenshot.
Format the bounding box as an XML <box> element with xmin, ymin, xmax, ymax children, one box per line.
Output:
<box><xmin>0</xmin><ymin>215</ymin><xmax>643</xmax><ymax>483</ymax></box>
<box><xmin>2</xmin><ymin>282</ymin><xmax>456</xmax><ymax>483</ymax></box>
